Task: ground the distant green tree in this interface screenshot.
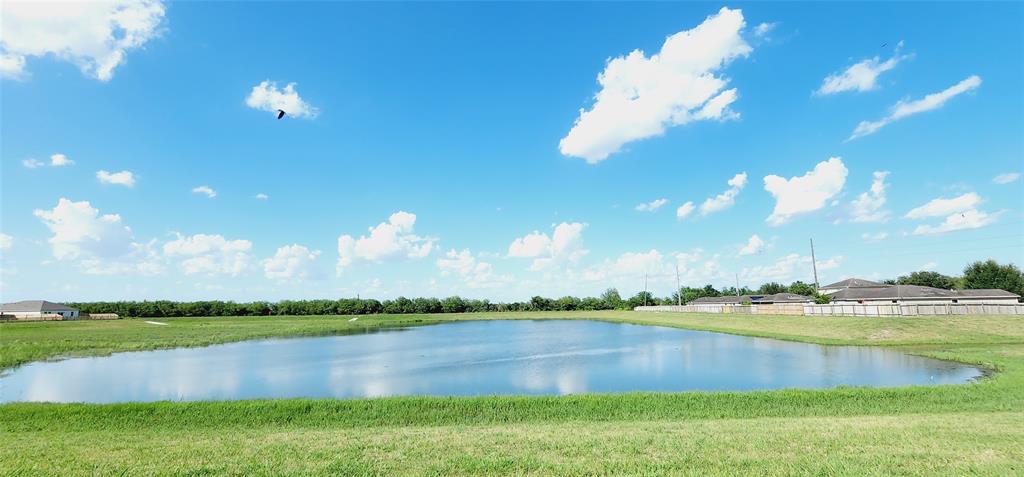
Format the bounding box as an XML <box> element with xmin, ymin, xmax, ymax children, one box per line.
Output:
<box><xmin>677</xmin><ymin>285</ymin><xmax>722</xmax><ymax>304</ymax></box>
<box><xmin>529</xmin><ymin>296</ymin><xmax>554</xmax><ymax>311</ymax></box>
<box><xmin>441</xmin><ymin>296</ymin><xmax>466</xmax><ymax>314</ymax></box>
<box><xmin>626</xmin><ymin>291</ymin><xmax>655</xmax><ymax>309</ymax></box>
<box><xmin>600</xmin><ymin>288</ymin><xmax>623</xmax><ymax>309</ymax></box>
<box><xmin>813</xmin><ymin>294</ymin><xmax>832</xmax><ymax>304</ymax></box>
<box><xmin>721</xmin><ymin>286</ymin><xmax>754</xmax><ymax>297</ymax></box>
<box><xmin>787</xmin><ymin>281</ymin><xmax>817</xmax><ymax>297</ymax></box>
<box><xmin>896</xmin><ymin>271</ymin><xmax>958</xmax><ymax>290</ymax></box>
<box><xmin>758</xmin><ymin>282</ymin><xmax>787</xmax><ymax>295</ymax></box>
<box><xmin>555</xmin><ymin>296</ymin><xmax>581</xmax><ymax>311</ymax></box>
<box><xmin>962</xmin><ymin>260</ymin><xmax>1024</xmax><ymax>297</ymax></box>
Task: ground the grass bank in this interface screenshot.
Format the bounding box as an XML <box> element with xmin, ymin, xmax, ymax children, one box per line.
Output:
<box><xmin>2</xmin><ymin>311</ymin><xmax>1023</xmax><ymax>476</ymax></box>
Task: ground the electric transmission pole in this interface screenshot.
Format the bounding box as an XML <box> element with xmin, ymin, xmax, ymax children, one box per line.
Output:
<box><xmin>675</xmin><ymin>263</ymin><xmax>681</xmax><ymax>306</ymax></box>
<box><xmin>810</xmin><ymin>238</ymin><xmax>820</xmax><ymax>290</ymax></box>
<box><xmin>643</xmin><ymin>273</ymin><xmax>648</xmax><ymax>307</ymax></box>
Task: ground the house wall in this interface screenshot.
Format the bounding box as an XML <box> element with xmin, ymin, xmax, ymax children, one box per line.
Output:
<box><xmin>0</xmin><ymin>310</ymin><xmax>79</xmax><ymax>319</ymax></box>
<box><xmin>1</xmin><ymin>313</ymin><xmax>65</xmax><ymax>321</ymax></box>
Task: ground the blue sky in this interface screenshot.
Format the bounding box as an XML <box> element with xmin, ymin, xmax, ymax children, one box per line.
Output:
<box><xmin>1</xmin><ymin>2</ymin><xmax>1022</xmax><ymax>302</ymax></box>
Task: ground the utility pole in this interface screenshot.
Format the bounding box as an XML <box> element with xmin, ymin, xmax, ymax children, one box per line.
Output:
<box><xmin>643</xmin><ymin>273</ymin><xmax>649</xmax><ymax>306</ymax></box>
<box><xmin>675</xmin><ymin>264</ymin><xmax>682</xmax><ymax>306</ymax></box>
<box><xmin>734</xmin><ymin>273</ymin><xmax>740</xmax><ymax>297</ymax></box>
<box><xmin>810</xmin><ymin>238</ymin><xmax>820</xmax><ymax>290</ymax></box>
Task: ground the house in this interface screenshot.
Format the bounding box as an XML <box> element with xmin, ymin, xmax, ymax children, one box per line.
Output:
<box><xmin>0</xmin><ymin>300</ymin><xmax>80</xmax><ymax>320</ymax></box>
<box><xmin>688</xmin><ymin>293</ymin><xmax>813</xmax><ymax>305</ymax></box>
<box><xmin>820</xmin><ymin>278</ymin><xmax>1020</xmax><ymax>305</ymax></box>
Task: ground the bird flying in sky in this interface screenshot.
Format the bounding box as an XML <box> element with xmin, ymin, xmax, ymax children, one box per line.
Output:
<box><xmin>276</xmin><ymin>109</ymin><xmax>286</xmax><ymax>119</ymax></box>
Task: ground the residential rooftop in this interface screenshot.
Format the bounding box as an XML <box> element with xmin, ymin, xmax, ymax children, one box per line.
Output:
<box><xmin>0</xmin><ymin>300</ymin><xmax>78</xmax><ymax>313</ymax></box>
<box><xmin>820</xmin><ymin>278</ymin><xmax>887</xmax><ymax>289</ymax></box>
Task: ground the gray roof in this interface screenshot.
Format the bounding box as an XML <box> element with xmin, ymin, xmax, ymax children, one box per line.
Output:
<box><xmin>820</xmin><ymin>278</ymin><xmax>886</xmax><ymax>289</ymax></box>
<box><xmin>0</xmin><ymin>300</ymin><xmax>78</xmax><ymax>313</ymax></box>
<box><xmin>689</xmin><ymin>293</ymin><xmax>812</xmax><ymax>305</ymax></box>
<box><xmin>831</xmin><ymin>285</ymin><xmax>1020</xmax><ymax>301</ymax></box>
<box><xmin>952</xmin><ymin>289</ymin><xmax>1021</xmax><ymax>298</ymax></box>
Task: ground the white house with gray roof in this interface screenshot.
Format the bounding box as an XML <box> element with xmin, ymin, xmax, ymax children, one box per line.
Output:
<box><xmin>0</xmin><ymin>300</ymin><xmax>79</xmax><ymax>319</ymax></box>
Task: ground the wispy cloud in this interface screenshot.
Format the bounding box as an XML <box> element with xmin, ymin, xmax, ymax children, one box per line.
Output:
<box><xmin>700</xmin><ymin>172</ymin><xmax>747</xmax><ymax>216</ymax></box>
<box><xmin>192</xmin><ymin>185</ymin><xmax>217</xmax><ymax>198</ymax></box>
<box><xmin>635</xmin><ymin>198</ymin><xmax>668</xmax><ymax>212</ymax></box>
<box><xmin>96</xmin><ymin>170</ymin><xmax>136</xmax><ymax>187</ymax></box>
<box><xmin>849</xmin><ymin>75</ymin><xmax>981</xmax><ymax>140</ymax></box>
<box><xmin>993</xmin><ymin>172</ymin><xmax>1020</xmax><ymax>185</ymax></box>
<box><xmin>816</xmin><ymin>43</ymin><xmax>910</xmax><ymax>95</ymax></box>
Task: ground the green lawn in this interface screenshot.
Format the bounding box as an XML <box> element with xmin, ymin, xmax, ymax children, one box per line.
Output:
<box><xmin>2</xmin><ymin>311</ymin><xmax>1023</xmax><ymax>476</ymax></box>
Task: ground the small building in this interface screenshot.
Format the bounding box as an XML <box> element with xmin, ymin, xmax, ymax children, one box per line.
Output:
<box><xmin>820</xmin><ymin>278</ymin><xmax>1021</xmax><ymax>305</ymax></box>
<box><xmin>0</xmin><ymin>300</ymin><xmax>80</xmax><ymax>320</ymax></box>
<box><xmin>688</xmin><ymin>293</ymin><xmax>813</xmax><ymax>305</ymax></box>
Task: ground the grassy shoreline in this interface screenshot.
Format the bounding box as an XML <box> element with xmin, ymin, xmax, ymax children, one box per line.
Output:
<box><xmin>2</xmin><ymin>311</ymin><xmax>1023</xmax><ymax>475</ymax></box>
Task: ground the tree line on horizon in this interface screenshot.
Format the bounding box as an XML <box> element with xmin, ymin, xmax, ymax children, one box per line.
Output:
<box><xmin>67</xmin><ymin>260</ymin><xmax>1022</xmax><ymax>317</ymax></box>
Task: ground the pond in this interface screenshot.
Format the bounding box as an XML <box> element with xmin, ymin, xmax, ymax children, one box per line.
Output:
<box><xmin>0</xmin><ymin>320</ymin><xmax>982</xmax><ymax>403</ymax></box>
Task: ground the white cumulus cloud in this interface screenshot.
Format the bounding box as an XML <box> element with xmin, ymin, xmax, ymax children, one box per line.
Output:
<box><xmin>245</xmin><ymin>80</ymin><xmax>319</xmax><ymax>119</ymax></box>
<box><xmin>163</xmin><ymin>233</ymin><xmax>252</xmax><ymax>276</ymax></box>
<box><xmin>993</xmin><ymin>172</ymin><xmax>1020</xmax><ymax>185</ymax></box>
<box><xmin>336</xmin><ymin>211</ymin><xmax>436</xmax><ymax>274</ymax></box>
<box><xmin>764</xmin><ymin>157</ymin><xmax>848</xmax><ymax>226</ymax></box>
<box><xmin>741</xmin><ymin>253</ymin><xmax>842</xmax><ymax>285</ymax></box>
<box><xmin>738</xmin><ymin>234</ymin><xmax>765</xmax><ymax>256</ymax></box>
<box><xmin>507</xmin><ymin>222</ymin><xmax>588</xmax><ymax>272</ymax></box>
<box><xmin>0</xmin><ymin>233</ymin><xmax>12</xmax><ymax>251</ymax></box>
<box><xmin>700</xmin><ymin>172</ymin><xmax>747</xmax><ymax>215</ymax></box>
<box><xmin>33</xmin><ymin>198</ymin><xmax>161</xmax><ymax>274</ymax></box>
<box><xmin>49</xmin><ymin>154</ymin><xmax>74</xmax><ymax>166</ymax></box>
<box><xmin>436</xmin><ymin>249</ymin><xmax>510</xmax><ymax>289</ymax></box>
<box><xmin>0</xmin><ymin>1</ymin><xmax>166</xmax><ymax>81</ymax></box>
<box><xmin>192</xmin><ymin>185</ymin><xmax>216</xmax><ymax>198</ymax></box>
<box><xmin>96</xmin><ymin>170</ymin><xmax>135</xmax><ymax>187</ymax></box>
<box><xmin>849</xmin><ymin>171</ymin><xmax>890</xmax><ymax>222</ymax></box>
<box><xmin>558</xmin><ymin>7</ymin><xmax>752</xmax><ymax>163</ymax></box>
<box><xmin>905</xmin><ymin>192</ymin><xmax>981</xmax><ymax>219</ymax></box>
<box><xmin>263</xmin><ymin>244</ymin><xmax>322</xmax><ymax>280</ymax></box>
<box><xmin>22</xmin><ymin>153</ymin><xmax>74</xmax><ymax>168</ymax></box>
<box><xmin>849</xmin><ymin>75</ymin><xmax>981</xmax><ymax>140</ymax></box>
<box><xmin>912</xmin><ymin>209</ymin><xmax>997</xmax><ymax>235</ymax></box>
<box><xmin>905</xmin><ymin>192</ymin><xmax>997</xmax><ymax>235</ymax></box>
<box><xmin>676</xmin><ymin>201</ymin><xmax>695</xmax><ymax>219</ymax></box>
<box><xmin>254</xmin><ymin>193</ymin><xmax>269</xmax><ymax>200</ymax></box>
<box><xmin>816</xmin><ymin>44</ymin><xmax>909</xmax><ymax>95</ymax></box>
<box><xmin>635</xmin><ymin>198</ymin><xmax>669</xmax><ymax>212</ymax></box>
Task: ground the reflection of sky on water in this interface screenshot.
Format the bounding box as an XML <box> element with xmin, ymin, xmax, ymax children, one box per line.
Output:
<box><xmin>0</xmin><ymin>320</ymin><xmax>982</xmax><ymax>403</ymax></box>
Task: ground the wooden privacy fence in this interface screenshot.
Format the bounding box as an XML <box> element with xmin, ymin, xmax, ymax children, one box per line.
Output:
<box><xmin>636</xmin><ymin>303</ymin><xmax>1024</xmax><ymax>316</ymax></box>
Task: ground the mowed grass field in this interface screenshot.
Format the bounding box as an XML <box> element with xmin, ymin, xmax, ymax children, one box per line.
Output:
<box><xmin>2</xmin><ymin>311</ymin><xmax>1023</xmax><ymax>476</ymax></box>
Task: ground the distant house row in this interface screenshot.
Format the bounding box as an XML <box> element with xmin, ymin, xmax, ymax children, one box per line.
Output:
<box><xmin>0</xmin><ymin>301</ymin><xmax>120</xmax><ymax>321</ymax></box>
<box><xmin>0</xmin><ymin>300</ymin><xmax>80</xmax><ymax>320</ymax></box>
<box><xmin>688</xmin><ymin>278</ymin><xmax>1021</xmax><ymax>306</ymax></box>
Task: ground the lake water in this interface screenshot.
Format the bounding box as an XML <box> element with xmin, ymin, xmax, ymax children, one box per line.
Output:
<box><xmin>0</xmin><ymin>320</ymin><xmax>982</xmax><ymax>403</ymax></box>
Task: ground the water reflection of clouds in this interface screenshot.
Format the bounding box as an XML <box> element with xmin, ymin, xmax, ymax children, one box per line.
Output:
<box><xmin>0</xmin><ymin>320</ymin><xmax>982</xmax><ymax>403</ymax></box>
